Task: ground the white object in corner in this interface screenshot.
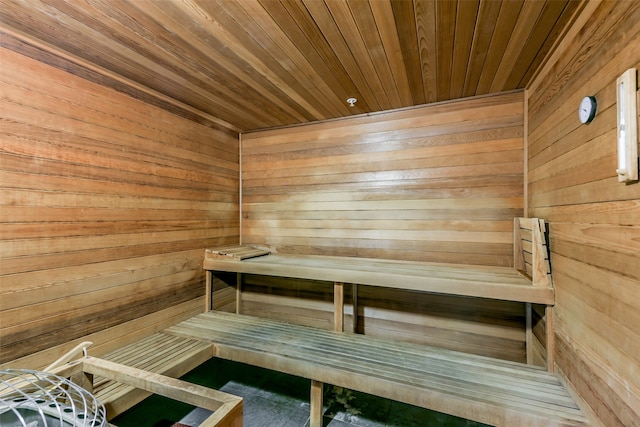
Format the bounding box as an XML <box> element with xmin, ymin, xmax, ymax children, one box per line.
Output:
<box><xmin>616</xmin><ymin>68</ymin><xmax>638</xmax><ymax>183</ymax></box>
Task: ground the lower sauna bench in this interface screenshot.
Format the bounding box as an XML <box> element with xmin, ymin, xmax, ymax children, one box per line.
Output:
<box><xmin>165</xmin><ymin>311</ymin><xmax>590</xmax><ymax>427</ymax></box>
<box><xmin>92</xmin><ymin>332</ymin><xmax>214</xmax><ymax>418</ymax></box>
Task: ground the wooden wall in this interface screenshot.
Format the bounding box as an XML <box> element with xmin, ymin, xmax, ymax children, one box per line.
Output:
<box><xmin>242</xmin><ymin>91</ymin><xmax>524</xmax><ymax>265</ymax></box>
<box><xmin>0</xmin><ymin>44</ymin><xmax>239</xmax><ymax>368</ymax></box>
<box><xmin>240</xmin><ymin>92</ymin><xmax>527</xmax><ymax>361</ymax></box>
<box><xmin>526</xmin><ymin>1</ymin><xmax>640</xmax><ymax>425</ymax></box>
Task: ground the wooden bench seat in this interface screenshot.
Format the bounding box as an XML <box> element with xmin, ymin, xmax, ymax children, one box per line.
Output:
<box><xmin>203</xmin><ymin>218</ymin><xmax>557</xmax><ymax>372</ymax></box>
<box><xmin>165</xmin><ymin>311</ymin><xmax>589</xmax><ymax>427</ymax></box>
<box><xmin>92</xmin><ymin>332</ymin><xmax>213</xmax><ymax>417</ymax></box>
<box><xmin>204</xmin><ymin>218</ymin><xmax>553</xmax><ymax>305</ymax></box>
<box><xmin>204</xmin><ymin>251</ymin><xmax>553</xmax><ymax>305</ymax></box>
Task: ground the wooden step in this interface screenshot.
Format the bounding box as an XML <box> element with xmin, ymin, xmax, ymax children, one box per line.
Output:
<box><xmin>165</xmin><ymin>311</ymin><xmax>589</xmax><ymax>427</ymax></box>
<box><xmin>93</xmin><ymin>332</ymin><xmax>213</xmax><ymax>418</ymax></box>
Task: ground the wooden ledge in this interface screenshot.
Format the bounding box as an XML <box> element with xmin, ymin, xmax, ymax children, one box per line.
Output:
<box><xmin>166</xmin><ymin>312</ymin><xmax>588</xmax><ymax>427</ymax></box>
<box><xmin>205</xmin><ymin>245</ymin><xmax>270</xmax><ymax>260</ymax></box>
<box><xmin>204</xmin><ymin>251</ymin><xmax>554</xmax><ymax>304</ymax></box>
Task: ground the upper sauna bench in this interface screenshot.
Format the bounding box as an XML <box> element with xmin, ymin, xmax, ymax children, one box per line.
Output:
<box><xmin>204</xmin><ymin>250</ymin><xmax>553</xmax><ymax>304</ymax></box>
<box><xmin>203</xmin><ymin>218</ymin><xmax>554</xmax><ymax>306</ymax></box>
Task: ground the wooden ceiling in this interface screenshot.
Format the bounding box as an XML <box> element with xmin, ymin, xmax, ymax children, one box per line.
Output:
<box><xmin>0</xmin><ymin>0</ymin><xmax>580</xmax><ymax>132</ymax></box>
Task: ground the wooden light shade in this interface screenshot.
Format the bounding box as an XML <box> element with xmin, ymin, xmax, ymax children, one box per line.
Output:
<box><xmin>616</xmin><ymin>68</ymin><xmax>639</xmax><ymax>182</ymax></box>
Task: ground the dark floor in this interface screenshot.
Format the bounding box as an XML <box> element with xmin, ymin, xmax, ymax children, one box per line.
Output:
<box><xmin>112</xmin><ymin>358</ymin><xmax>490</xmax><ymax>427</ymax></box>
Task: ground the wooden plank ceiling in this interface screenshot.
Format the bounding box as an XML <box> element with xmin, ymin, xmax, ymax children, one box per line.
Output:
<box><xmin>0</xmin><ymin>0</ymin><xmax>579</xmax><ymax>132</ymax></box>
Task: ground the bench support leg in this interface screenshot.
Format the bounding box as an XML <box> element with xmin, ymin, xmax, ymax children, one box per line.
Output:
<box><xmin>205</xmin><ymin>270</ymin><xmax>213</xmax><ymax>312</ymax></box>
<box><xmin>352</xmin><ymin>284</ymin><xmax>359</xmax><ymax>334</ymax></box>
<box><xmin>310</xmin><ymin>380</ymin><xmax>323</xmax><ymax>427</ymax></box>
<box><xmin>546</xmin><ymin>305</ymin><xmax>555</xmax><ymax>373</ymax></box>
<box><xmin>236</xmin><ymin>273</ymin><xmax>242</xmax><ymax>314</ymax></box>
<box><xmin>334</xmin><ymin>282</ymin><xmax>344</xmax><ymax>332</ymax></box>
<box><xmin>71</xmin><ymin>372</ymin><xmax>94</xmax><ymax>395</ymax></box>
<box><xmin>525</xmin><ymin>303</ymin><xmax>533</xmax><ymax>364</ymax></box>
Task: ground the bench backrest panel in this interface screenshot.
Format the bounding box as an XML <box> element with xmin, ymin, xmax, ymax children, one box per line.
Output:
<box><xmin>514</xmin><ymin>218</ymin><xmax>552</xmax><ymax>287</ymax></box>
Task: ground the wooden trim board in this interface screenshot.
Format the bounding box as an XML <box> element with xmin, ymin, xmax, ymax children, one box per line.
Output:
<box><xmin>92</xmin><ymin>332</ymin><xmax>214</xmax><ymax>418</ymax></box>
<box><xmin>50</xmin><ymin>356</ymin><xmax>243</xmax><ymax>427</ymax></box>
<box><xmin>205</xmin><ymin>246</ymin><xmax>270</xmax><ymax>260</ymax></box>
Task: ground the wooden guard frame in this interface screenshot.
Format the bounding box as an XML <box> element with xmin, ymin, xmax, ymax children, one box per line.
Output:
<box><xmin>514</xmin><ymin>217</ymin><xmax>555</xmax><ymax>373</ymax></box>
<box><xmin>514</xmin><ymin>217</ymin><xmax>552</xmax><ymax>288</ymax></box>
<box><xmin>49</xmin><ymin>357</ymin><xmax>243</xmax><ymax>427</ymax></box>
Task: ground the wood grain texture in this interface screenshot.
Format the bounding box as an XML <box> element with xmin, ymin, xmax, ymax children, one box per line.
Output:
<box><xmin>0</xmin><ymin>299</ymin><xmax>203</xmax><ymax>371</ymax></box>
<box><xmin>0</xmin><ymin>0</ymin><xmax>575</xmax><ymax>131</ymax></box>
<box><xmin>242</xmin><ymin>91</ymin><xmax>524</xmax><ymax>266</ymax></box>
<box><xmin>526</xmin><ymin>1</ymin><xmax>640</xmax><ymax>425</ymax></box>
<box><xmin>166</xmin><ymin>311</ymin><xmax>589</xmax><ymax>427</ymax></box>
<box><xmin>203</xmin><ymin>252</ymin><xmax>554</xmax><ymax>304</ymax></box>
<box><xmin>82</xmin><ymin>356</ymin><xmax>243</xmax><ymax>426</ymax></box>
<box><xmin>238</xmin><ymin>92</ymin><xmax>527</xmax><ymax>361</ymax></box>
<box><xmin>0</xmin><ymin>47</ymin><xmax>239</xmax><ymax>365</ymax></box>
<box><xmin>237</xmin><ymin>271</ymin><xmax>527</xmax><ymax>362</ymax></box>
<box><xmin>92</xmin><ymin>333</ymin><xmax>213</xmax><ymax>418</ymax></box>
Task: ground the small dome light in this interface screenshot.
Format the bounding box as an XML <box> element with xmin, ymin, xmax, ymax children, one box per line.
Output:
<box><xmin>346</xmin><ymin>97</ymin><xmax>357</xmax><ymax>107</ymax></box>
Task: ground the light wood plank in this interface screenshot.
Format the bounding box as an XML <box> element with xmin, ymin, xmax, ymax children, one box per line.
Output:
<box><xmin>83</xmin><ymin>356</ymin><xmax>241</xmax><ymax>425</ymax></box>
<box><xmin>204</xmin><ymin>251</ymin><xmax>553</xmax><ymax>305</ymax></box>
<box><xmin>165</xmin><ymin>312</ymin><xmax>589</xmax><ymax>427</ymax></box>
<box><xmin>0</xmin><ymin>43</ymin><xmax>238</xmax><ymax>364</ymax></box>
<box><xmin>334</xmin><ymin>282</ymin><xmax>344</xmax><ymax>332</ymax></box>
<box><xmin>526</xmin><ymin>2</ymin><xmax>640</xmax><ymax>425</ymax></box>
<box><xmin>92</xmin><ymin>332</ymin><xmax>213</xmax><ymax>418</ymax></box>
<box><xmin>242</xmin><ymin>92</ymin><xmax>523</xmax><ymax>268</ymax></box>
<box><xmin>310</xmin><ymin>380</ymin><xmax>323</xmax><ymax>427</ymax></box>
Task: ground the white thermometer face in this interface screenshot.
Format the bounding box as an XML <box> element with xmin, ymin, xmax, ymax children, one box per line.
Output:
<box><xmin>579</xmin><ymin>96</ymin><xmax>596</xmax><ymax>124</ymax></box>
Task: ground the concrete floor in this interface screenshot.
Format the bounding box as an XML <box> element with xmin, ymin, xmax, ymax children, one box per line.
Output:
<box><xmin>112</xmin><ymin>358</ymin><xmax>490</xmax><ymax>427</ymax></box>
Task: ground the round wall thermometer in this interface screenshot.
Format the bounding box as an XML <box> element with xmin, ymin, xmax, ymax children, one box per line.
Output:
<box><xmin>579</xmin><ymin>96</ymin><xmax>597</xmax><ymax>124</ymax></box>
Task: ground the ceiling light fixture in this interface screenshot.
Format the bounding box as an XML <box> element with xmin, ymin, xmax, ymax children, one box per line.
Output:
<box><xmin>346</xmin><ymin>97</ymin><xmax>357</xmax><ymax>107</ymax></box>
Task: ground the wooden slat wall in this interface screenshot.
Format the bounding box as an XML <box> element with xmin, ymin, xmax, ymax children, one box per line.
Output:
<box><xmin>239</xmin><ymin>277</ymin><xmax>526</xmax><ymax>362</ymax></box>
<box><xmin>241</xmin><ymin>275</ymin><xmax>337</xmax><ymax>330</ymax></box>
<box><xmin>0</xmin><ymin>46</ymin><xmax>239</xmax><ymax>368</ymax></box>
<box><xmin>242</xmin><ymin>91</ymin><xmax>524</xmax><ymax>265</ymax></box>
<box><xmin>240</xmin><ymin>92</ymin><xmax>526</xmax><ymax>361</ymax></box>
<box><xmin>356</xmin><ymin>287</ymin><xmax>525</xmax><ymax>362</ymax></box>
<box><xmin>526</xmin><ymin>1</ymin><xmax>640</xmax><ymax>425</ymax></box>
<box><xmin>0</xmin><ymin>1</ymin><xmax>577</xmax><ymax>131</ymax></box>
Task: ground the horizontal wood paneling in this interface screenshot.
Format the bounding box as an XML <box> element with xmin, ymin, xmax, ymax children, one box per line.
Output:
<box><xmin>356</xmin><ymin>287</ymin><xmax>525</xmax><ymax>362</ymax></box>
<box><xmin>0</xmin><ymin>0</ymin><xmax>576</xmax><ymax>131</ymax></box>
<box><xmin>0</xmin><ymin>299</ymin><xmax>204</xmax><ymax>371</ymax></box>
<box><xmin>0</xmin><ymin>47</ymin><xmax>239</xmax><ymax>366</ymax></box>
<box><xmin>242</xmin><ymin>91</ymin><xmax>524</xmax><ymax>266</ymax></box>
<box><xmin>241</xmin><ymin>275</ymin><xmax>337</xmax><ymax>331</ymax></box>
<box><xmin>529</xmin><ymin>304</ymin><xmax>548</xmax><ymax>368</ymax></box>
<box><xmin>527</xmin><ymin>1</ymin><xmax>640</xmax><ymax>425</ymax></box>
<box><xmin>239</xmin><ymin>276</ymin><xmax>526</xmax><ymax>362</ymax></box>
<box><xmin>240</xmin><ymin>92</ymin><xmax>526</xmax><ymax>360</ymax></box>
